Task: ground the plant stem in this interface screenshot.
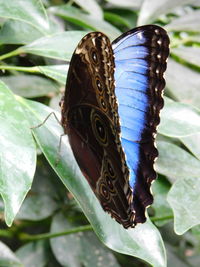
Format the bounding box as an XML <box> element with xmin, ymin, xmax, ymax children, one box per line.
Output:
<box><xmin>19</xmin><ymin>224</ymin><xmax>93</xmax><ymax>241</ymax></box>
<box><xmin>0</xmin><ymin>65</ymin><xmax>39</xmax><ymax>73</ymax></box>
<box><xmin>0</xmin><ymin>48</ymin><xmax>23</xmax><ymax>61</ymax></box>
<box><xmin>0</xmin><ymin>229</ymin><xmax>14</xmax><ymax>238</ymax></box>
<box><xmin>151</xmin><ymin>215</ymin><xmax>173</xmax><ymax>222</ymax></box>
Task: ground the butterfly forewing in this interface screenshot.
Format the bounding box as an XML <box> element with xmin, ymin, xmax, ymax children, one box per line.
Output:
<box><xmin>61</xmin><ymin>32</ymin><xmax>134</xmax><ymax>228</ymax></box>
<box><xmin>113</xmin><ymin>25</ymin><xmax>169</xmax><ymax>224</ymax></box>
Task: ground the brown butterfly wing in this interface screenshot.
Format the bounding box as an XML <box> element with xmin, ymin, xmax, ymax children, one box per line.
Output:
<box><xmin>61</xmin><ymin>32</ymin><xmax>134</xmax><ymax>228</ymax></box>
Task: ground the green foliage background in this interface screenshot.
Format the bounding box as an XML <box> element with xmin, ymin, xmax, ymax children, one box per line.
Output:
<box><xmin>0</xmin><ymin>0</ymin><xmax>200</xmax><ymax>266</ymax></box>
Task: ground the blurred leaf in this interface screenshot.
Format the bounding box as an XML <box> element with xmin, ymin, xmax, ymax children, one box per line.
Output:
<box><xmin>16</xmin><ymin>240</ymin><xmax>50</xmax><ymax>267</ymax></box>
<box><xmin>31</xmin><ymin>157</ymin><xmax>67</xmax><ymax>199</ymax></box>
<box><xmin>156</xmin><ymin>141</ymin><xmax>200</xmax><ymax>182</ymax></box>
<box><xmin>187</xmin><ymin>254</ymin><xmax>200</xmax><ymax>267</ymax></box>
<box><xmin>168</xmin><ymin>176</ymin><xmax>200</xmax><ymax>234</ymax></box>
<box><xmin>21</xmin><ymin>31</ymin><xmax>88</xmax><ymax>60</ymax></box>
<box><xmin>49</xmin><ymin>5</ymin><xmax>121</xmax><ymax>39</ymax></box>
<box><xmin>152</xmin><ymin>177</ymin><xmax>173</xmax><ymax>227</ymax></box>
<box><xmin>181</xmin><ymin>133</ymin><xmax>200</xmax><ymax>160</ymax></box>
<box><xmin>73</xmin><ymin>0</ymin><xmax>103</xmax><ymax>19</ymax></box>
<box><xmin>50</xmin><ymin>212</ymin><xmax>120</xmax><ymax>267</ymax></box>
<box><xmin>19</xmin><ymin>99</ymin><xmax>166</xmax><ymax>267</ymax></box>
<box><xmin>0</xmin><ymin>0</ymin><xmax>50</xmax><ymax>34</ymax></box>
<box><xmin>17</xmin><ymin>194</ymin><xmax>58</xmax><ymax>221</ymax></box>
<box><xmin>0</xmin><ymin>241</ymin><xmax>22</xmax><ymax>267</ymax></box>
<box><xmin>166</xmin><ymin>59</ymin><xmax>200</xmax><ymax>108</ymax></box>
<box><xmin>0</xmin><ymin>196</ymin><xmax>4</xmax><ymax>212</ymax></box>
<box><xmin>1</xmin><ymin>74</ymin><xmax>59</xmax><ymax>98</ymax></box>
<box><xmin>0</xmin><ymin>82</ymin><xmax>36</xmax><ymax>226</ymax></box>
<box><xmin>185</xmin><ymin>34</ymin><xmax>200</xmax><ymax>43</ymax></box>
<box><xmin>159</xmin><ymin>101</ymin><xmax>200</xmax><ymax>137</ymax></box>
<box><xmin>37</xmin><ymin>65</ymin><xmax>68</xmax><ymax>85</ymax></box>
<box><xmin>165</xmin><ymin>10</ymin><xmax>200</xmax><ymax>32</ymax></box>
<box><xmin>104</xmin><ymin>11</ymin><xmax>132</xmax><ymax>28</ymax></box>
<box><xmin>0</xmin><ymin>20</ymin><xmax>43</xmax><ymax>45</ymax></box>
<box><xmin>172</xmin><ymin>47</ymin><xmax>200</xmax><ymax>67</ymax></box>
<box><xmin>105</xmin><ymin>8</ymin><xmax>138</xmax><ymax>29</ymax></box>
<box><xmin>106</xmin><ymin>0</ymin><xmax>142</xmax><ymax>8</ymax></box>
<box><xmin>137</xmin><ymin>0</ymin><xmax>196</xmax><ymax>25</ymax></box>
<box><xmin>166</xmin><ymin>244</ymin><xmax>189</xmax><ymax>267</ymax></box>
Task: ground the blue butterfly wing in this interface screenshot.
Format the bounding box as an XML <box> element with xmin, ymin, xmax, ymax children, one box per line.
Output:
<box><xmin>112</xmin><ymin>25</ymin><xmax>169</xmax><ymax>223</ymax></box>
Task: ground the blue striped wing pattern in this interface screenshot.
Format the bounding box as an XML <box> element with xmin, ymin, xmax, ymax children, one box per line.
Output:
<box><xmin>112</xmin><ymin>25</ymin><xmax>169</xmax><ymax>223</ymax></box>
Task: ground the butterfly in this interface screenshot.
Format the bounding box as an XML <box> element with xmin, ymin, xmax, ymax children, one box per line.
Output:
<box><xmin>60</xmin><ymin>25</ymin><xmax>170</xmax><ymax>228</ymax></box>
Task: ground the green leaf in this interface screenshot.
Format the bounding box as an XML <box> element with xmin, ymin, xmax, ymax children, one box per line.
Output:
<box><xmin>172</xmin><ymin>47</ymin><xmax>200</xmax><ymax>67</ymax></box>
<box><xmin>16</xmin><ymin>240</ymin><xmax>50</xmax><ymax>267</ymax></box>
<box><xmin>106</xmin><ymin>0</ymin><xmax>142</xmax><ymax>8</ymax></box>
<box><xmin>0</xmin><ymin>81</ymin><xmax>36</xmax><ymax>226</ymax></box>
<box><xmin>38</xmin><ymin>65</ymin><xmax>68</xmax><ymax>85</ymax></box>
<box><xmin>155</xmin><ymin>141</ymin><xmax>200</xmax><ymax>182</ymax></box>
<box><xmin>0</xmin><ymin>0</ymin><xmax>50</xmax><ymax>35</ymax></box>
<box><xmin>137</xmin><ymin>0</ymin><xmax>195</xmax><ymax>25</ymax></box>
<box><xmin>1</xmin><ymin>74</ymin><xmax>59</xmax><ymax>98</ymax></box>
<box><xmin>50</xmin><ymin>212</ymin><xmax>120</xmax><ymax>267</ymax></box>
<box><xmin>0</xmin><ymin>20</ymin><xmax>43</xmax><ymax>45</ymax></box>
<box><xmin>0</xmin><ymin>196</ymin><xmax>4</xmax><ymax>213</ymax></box>
<box><xmin>181</xmin><ymin>133</ymin><xmax>200</xmax><ymax>160</ymax></box>
<box><xmin>167</xmin><ymin>176</ymin><xmax>200</xmax><ymax>235</ymax></box>
<box><xmin>159</xmin><ymin>101</ymin><xmax>200</xmax><ymax>137</ymax></box>
<box><xmin>166</xmin><ymin>244</ymin><xmax>189</xmax><ymax>267</ymax></box>
<box><xmin>20</xmin><ymin>99</ymin><xmax>166</xmax><ymax>267</ymax></box>
<box><xmin>152</xmin><ymin>177</ymin><xmax>173</xmax><ymax>227</ymax></box>
<box><xmin>73</xmin><ymin>0</ymin><xmax>103</xmax><ymax>19</ymax></box>
<box><xmin>21</xmin><ymin>31</ymin><xmax>88</xmax><ymax>60</ymax></box>
<box><xmin>0</xmin><ymin>241</ymin><xmax>22</xmax><ymax>267</ymax></box>
<box><xmin>104</xmin><ymin>11</ymin><xmax>133</xmax><ymax>28</ymax></box>
<box><xmin>166</xmin><ymin>59</ymin><xmax>200</xmax><ymax>109</ymax></box>
<box><xmin>17</xmin><ymin>194</ymin><xmax>58</xmax><ymax>221</ymax></box>
<box><xmin>165</xmin><ymin>10</ymin><xmax>200</xmax><ymax>32</ymax></box>
<box><xmin>49</xmin><ymin>5</ymin><xmax>121</xmax><ymax>39</ymax></box>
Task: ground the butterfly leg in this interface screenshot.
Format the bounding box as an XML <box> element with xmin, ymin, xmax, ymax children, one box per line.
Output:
<box><xmin>30</xmin><ymin>111</ymin><xmax>61</xmax><ymax>130</ymax></box>
<box><xmin>54</xmin><ymin>132</ymin><xmax>68</xmax><ymax>167</ymax></box>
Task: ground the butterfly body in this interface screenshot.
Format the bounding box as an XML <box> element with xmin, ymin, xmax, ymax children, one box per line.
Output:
<box><xmin>61</xmin><ymin>25</ymin><xmax>169</xmax><ymax>228</ymax></box>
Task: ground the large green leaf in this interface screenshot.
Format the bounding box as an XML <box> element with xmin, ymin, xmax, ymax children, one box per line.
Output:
<box><xmin>50</xmin><ymin>212</ymin><xmax>120</xmax><ymax>267</ymax></box>
<box><xmin>0</xmin><ymin>20</ymin><xmax>43</xmax><ymax>45</ymax></box>
<box><xmin>181</xmin><ymin>133</ymin><xmax>200</xmax><ymax>160</ymax></box>
<box><xmin>16</xmin><ymin>194</ymin><xmax>58</xmax><ymax>221</ymax></box>
<box><xmin>137</xmin><ymin>0</ymin><xmax>195</xmax><ymax>25</ymax></box>
<box><xmin>0</xmin><ymin>82</ymin><xmax>36</xmax><ymax>226</ymax></box>
<box><xmin>165</xmin><ymin>10</ymin><xmax>200</xmax><ymax>32</ymax></box>
<box><xmin>0</xmin><ymin>0</ymin><xmax>50</xmax><ymax>35</ymax></box>
<box><xmin>165</xmin><ymin>59</ymin><xmax>200</xmax><ymax>109</ymax></box>
<box><xmin>0</xmin><ymin>241</ymin><xmax>22</xmax><ymax>267</ymax></box>
<box><xmin>1</xmin><ymin>74</ymin><xmax>59</xmax><ymax>98</ymax></box>
<box><xmin>73</xmin><ymin>0</ymin><xmax>103</xmax><ymax>19</ymax></box>
<box><xmin>38</xmin><ymin>65</ymin><xmax>68</xmax><ymax>85</ymax></box>
<box><xmin>172</xmin><ymin>47</ymin><xmax>200</xmax><ymax>67</ymax></box>
<box><xmin>20</xmin><ymin>99</ymin><xmax>166</xmax><ymax>267</ymax></box>
<box><xmin>152</xmin><ymin>177</ymin><xmax>173</xmax><ymax>227</ymax></box>
<box><xmin>167</xmin><ymin>176</ymin><xmax>200</xmax><ymax>235</ymax></box>
<box><xmin>155</xmin><ymin>141</ymin><xmax>200</xmax><ymax>182</ymax></box>
<box><xmin>159</xmin><ymin>101</ymin><xmax>200</xmax><ymax>137</ymax></box>
<box><xmin>49</xmin><ymin>5</ymin><xmax>121</xmax><ymax>39</ymax></box>
<box><xmin>20</xmin><ymin>31</ymin><xmax>88</xmax><ymax>60</ymax></box>
<box><xmin>16</xmin><ymin>240</ymin><xmax>50</xmax><ymax>267</ymax></box>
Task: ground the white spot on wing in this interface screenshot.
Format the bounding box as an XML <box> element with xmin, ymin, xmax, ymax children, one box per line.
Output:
<box><xmin>137</xmin><ymin>32</ymin><xmax>143</xmax><ymax>40</ymax></box>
